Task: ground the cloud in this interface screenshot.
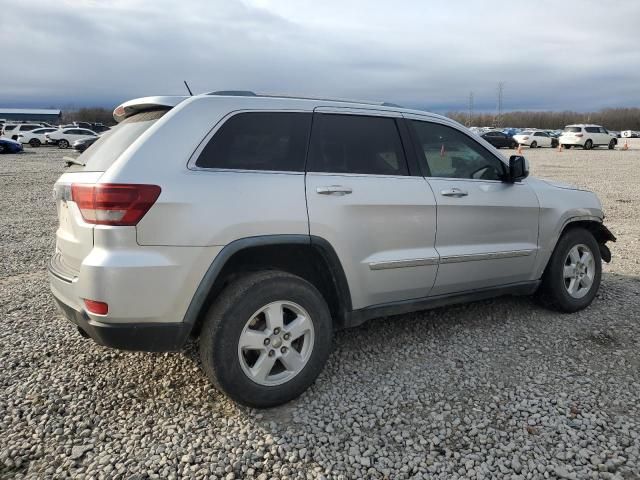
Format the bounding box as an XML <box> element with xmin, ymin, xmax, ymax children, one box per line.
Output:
<box><xmin>1</xmin><ymin>0</ymin><xmax>639</xmax><ymax>112</ymax></box>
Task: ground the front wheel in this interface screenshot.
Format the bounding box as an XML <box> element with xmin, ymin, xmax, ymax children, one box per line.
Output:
<box><xmin>537</xmin><ymin>228</ymin><xmax>601</xmax><ymax>312</ymax></box>
<box><xmin>29</xmin><ymin>138</ymin><xmax>41</xmax><ymax>147</ymax></box>
<box><xmin>199</xmin><ymin>271</ymin><xmax>333</xmax><ymax>408</ymax></box>
<box><xmin>530</xmin><ymin>141</ymin><xmax>537</xmax><ymax>149</ymax></box>
<box><xmin>608</xmin><ymin>139</ymin><xmax>616</xmax><ymax>150</ymax></box>
<box><xmin>58</xmin><ymin>139</ymin><xmax>69</xmax><ymax>149</ymax></box>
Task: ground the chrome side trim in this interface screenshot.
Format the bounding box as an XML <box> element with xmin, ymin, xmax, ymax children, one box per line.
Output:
<box><xmin>440</xmin><ymin>249</ymin><xmax>534</xmax><ymax>264</ymax></box>
<box><xmin>368</xmin><ymin>257</ymin><xmax>439</xmax><ymax>270</ymax></box>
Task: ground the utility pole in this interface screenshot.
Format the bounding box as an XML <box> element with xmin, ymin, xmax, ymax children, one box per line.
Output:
<box><xmin>495</xmin><ymin>81</ymin><xmax>504</xmax><ymax>128</ymax></box>
<box><xmin>467</xmin><ymin>91</ymin><xmax>474</xmax><ymax>127</ymax></box>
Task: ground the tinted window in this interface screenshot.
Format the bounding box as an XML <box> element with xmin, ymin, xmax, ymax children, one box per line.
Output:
<box><xmin>22</xmin><ymin>125</ymin><xmax>38</xmax><ymax>131</ymax></box>
<box><xmin>80</xmin><ymin>109</ymin><xmax>168</xmax><ymax>172</ymax></box>
<box><xmin>196</xmin><ymin>112</ymin><xmax>310</xmax><ymax>172</ymax></box>
<box><xmin>564</xmin><ymin>127</ymin><xmax>582</xmax><ymax>133</ymax></box>
<box><xmin>307</xmin><ymin>114</ymin><xmax>408</xmax><ymax>175</ymax></box>
<box><xmin>411</xmin><ymin>121</ymin><xmax>506</xmax><ymax>181</ymax></box>
<box><xmin>585</xmin><ymin>127</ymin><xmax>599</xmax><ymax>133</ymax></box>
<box><xmin>599</xmin><ymin>127</ymin><xmax>608</xmax><ymax>133</ymax></box>
<box><xmin>4</xmin><ymin>125</ymin><xmax>16</xmax><ymax>131</ymax></box>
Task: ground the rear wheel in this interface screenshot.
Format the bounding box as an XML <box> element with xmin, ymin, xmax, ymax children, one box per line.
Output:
<box><xmin>530</xmin><ymin>141</ymin><xmax>537</xmax><ymax>148</ymax></box>
<box><xmin>608</xmin><ymin>139</ymin><xmax>616</xmax><ymax>150</ymax></box>
<box><xmin>537</xmin><ymin>228</ymin><xmax>601</xmax><ymax>312</ymax></box>
<box><xmin>29</xmin><ymin>138</ymin><xmax>41</xmax><ymax>147</ymax></box>
<box><xmin>58</xmin><ymin>139</ymin><xmax>69</xmax><ymax>149</ymax></box>
<box><xmin>564</xmin><ymin>145</ymin><xmax>571</xmax><ymax>149</ymax></box>
<box><xmin>551</xmin><ymin>139</ymin><xmax>559</xmax><ymax>148</ymax></box>
<box><xmin>199</xmin><ymin>271</ymin><xmax>333</xmax><ymax>408</ymax></box>
<box><xmin>584</xmin><ymin>139</ymin><xmax>593</xmax><ymax>150</ymax></box>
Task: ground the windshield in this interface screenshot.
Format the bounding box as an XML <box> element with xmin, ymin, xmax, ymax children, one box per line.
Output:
<box><xmin>79</xmin><ymin>109</ymin><xmax>167</xmax><ymax>171</ymax></box>
<box><xmin>564</xmin><ymin>127</ymin><xmax>581</xmax><ymax>133</ymax></box>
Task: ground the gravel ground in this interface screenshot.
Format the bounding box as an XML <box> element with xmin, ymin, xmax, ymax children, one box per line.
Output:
<box><xmin>1</xmin><ymin>143</ymin><xmax>639</xmax><ymax>480</ymax></box>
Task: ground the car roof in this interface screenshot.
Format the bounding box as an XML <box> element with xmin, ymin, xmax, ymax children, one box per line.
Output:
<box><xmin>564</xmin><ymin>124</ymin><xmax>602</xmax><ymax>127</ymax></box>
<box><xmin>113</xmin><ymin>91</ymin><xmax>453</xmax><ymax>125</ymax></box>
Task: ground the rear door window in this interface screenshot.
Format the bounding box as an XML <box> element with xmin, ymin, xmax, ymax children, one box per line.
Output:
<box><xmin>195</xmin><ymin>112</ymin><xmax>311</xmax><ymax>172</ymax></box>
<box><xmin>307</xmin><ymin>114</ymin><xmax>408</xmax><ymax>176</ymax></box>
<box><xmin>585</xmin><ymin>127</ymin><xmax>599</xmax><ymax>133</ymax></box>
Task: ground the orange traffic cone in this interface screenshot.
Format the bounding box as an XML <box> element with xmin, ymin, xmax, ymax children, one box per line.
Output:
<box><xmin>516</xmin><ymin>144</ymin><xmax>523</xmax><ymax>154</ymax></box>
<box><xmin>622</xmin><ymin>139</ymin><xmax>629</xmax><ymax>151</ymax></box>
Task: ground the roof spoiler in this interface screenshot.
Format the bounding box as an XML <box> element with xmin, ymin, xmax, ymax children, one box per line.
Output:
<box><xmin>113</xmin><ymin>96</ymin><xmax>188</xmax><ymax>123</ymax></box>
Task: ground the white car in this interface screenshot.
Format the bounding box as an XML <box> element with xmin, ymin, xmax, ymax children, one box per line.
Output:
<box><xmin>46</xmin><ymin>128</ymin><xmax>98</xmax><ymax>149</ymax></box>
<box><xmin>621</xmin><ymin>130</ymin><xmax>638</xmax><ymax>138</ymax></box>
<box><xmin>2</xmin><ymin>123</ymin><xmax>44</xmax><ymax>141</ymax></box>
<box><xmin>17</xmin><ymin>127</ymin><xmax>58</xmax><ymax>147</ymax></box>
<box><xmin>512</xmin><ymin>130</ymin><xmax>556</xmax><ymax>148</ymax></box>
<box><xmin>559</xmin><ymin>124</ymin><xmax>616</xmax><ymax>150</ymax></box>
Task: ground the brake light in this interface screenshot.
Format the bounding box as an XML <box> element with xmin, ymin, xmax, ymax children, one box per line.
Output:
<box><xmin>84</xmin><ymin>299</ymin><xmax>108</xmax><ymax>315</ymax></box>
<box><xmin>71</xmin><ymin>183</ymin><xmax>161</xmax><ymax>226</ymax></box>
<box><xmin>575</xmin><ymin>133</ymin><xmax>583</xmax><ymax>137</ymax></box>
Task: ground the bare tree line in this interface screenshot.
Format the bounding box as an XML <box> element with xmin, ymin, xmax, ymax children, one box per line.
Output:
<box><xmin>446</xmin><ymin>108</ymin><xmax>640</xmax><ymax>131</ymax></box>
<box><xmin>61</xmin><ymin>108</ymin><xmax>116</xmax><ymax>125</ymax></box>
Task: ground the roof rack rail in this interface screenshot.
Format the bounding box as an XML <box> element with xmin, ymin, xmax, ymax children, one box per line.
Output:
<box><xmin>208</xmin><ymin>90</ymin><xmax>257</xmax><ymax>96</ymax></box>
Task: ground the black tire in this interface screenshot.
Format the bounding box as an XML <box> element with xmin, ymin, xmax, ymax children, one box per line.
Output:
<box><xmin>564</xmin><ymin>145</ymin><xmax>571</xmax><ymax>150</ymax></box>
<box><xmin>29</xmin><ymin>138</ymin><xmax>41</xmax><ymax>147</ymax></box>
<box><xmin>58</xmin><ymin>139</ymin><xmax>69</xmax><ymax>149</ymax></box>
<box><xmin>608</xmin><ymin>139</ymin><xmax>616</xmax><ymax>150</ymax></box>
<box><xmin>199</xmin><ymin>271</ymin><xmax>333</xmax><ymax>408</ymax></box>
<box><xmin>584</xmin><ymin>139</ymin><xmax>593</xmax><ymax>150</ymax></box>
<box><xmin>11</xmin><ymin>135</ymin><xmax>18</xmax><ymax>141</ymax></box>
<box><xmin>530</xmin><ymin>141</ymin><xmax>537</xmax><ymax>149</ymax></box>
<box><xmin>536</xmin><ymin>228</ymin><xmax>602</xmax><ymax>313</ymax></box>
<box><xmin>551</xmin><ymin>139</ymin><xmax>559</xmax><ymax>148</ymax></box>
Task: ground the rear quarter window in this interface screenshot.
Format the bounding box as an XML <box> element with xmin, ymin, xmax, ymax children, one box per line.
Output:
<box><xmin>195</xmin><ymin>112</ymin><xmax>312</xmax><ymax>172</ymax></box>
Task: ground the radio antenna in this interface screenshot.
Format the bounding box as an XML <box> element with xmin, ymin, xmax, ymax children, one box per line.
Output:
<box><xmin>183</xmin><ymin>80</ymin><xmax>193</xmax><ymax>96</ymax></box>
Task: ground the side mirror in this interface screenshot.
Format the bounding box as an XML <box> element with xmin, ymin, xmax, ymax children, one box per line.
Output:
<box><xmin>508</xmin><ymin>155</ymin><xmax>529</xmax><ymax>182</ymax></box>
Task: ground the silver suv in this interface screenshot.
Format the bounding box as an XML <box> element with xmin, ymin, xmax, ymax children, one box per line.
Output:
<box><xmin>49</xmin><ymin>92</ymin><xmax>615</xmax><ymax>407</ymax></box>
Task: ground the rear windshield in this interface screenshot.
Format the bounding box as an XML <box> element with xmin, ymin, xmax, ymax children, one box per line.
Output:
<box><xmin>520</xmin><ymin>131</ymin><xmax>533</xmax><ymax>135</ymax></box>
<box><xmin>3</xmin><ymin>125</ymin><xmax>16</xmax><ymax>131</ymax></box>
<box><xmin>564</xmin><ymin>127</ymin><xmax>582</xmax><ymax>132</ymax></box>
<box><xmin>79</xmin><ymin>109</ymin><xmax>167</xmax><ymax>171</ymax></box>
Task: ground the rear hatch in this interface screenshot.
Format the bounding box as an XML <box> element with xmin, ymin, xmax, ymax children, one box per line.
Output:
<box><xmin>52</xmin><ymin>97</ymin><xmax>184</xmax><ymax>277</ymax></box>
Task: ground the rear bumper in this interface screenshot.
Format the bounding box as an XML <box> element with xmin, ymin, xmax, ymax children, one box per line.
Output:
<box><xmin>51</xmin><ymin>292</ymin><xmax>189</xmax><ymax>352</ymax></box>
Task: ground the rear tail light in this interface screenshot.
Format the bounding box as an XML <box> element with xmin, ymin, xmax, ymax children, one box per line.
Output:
<box><xmin>575</xmin><ymin>133</ymin><xmax>583</xmax><ymax>137</ymax></box>
<box><xmin>71</xmin><ymin>183</ymin><xmax>161</xmax><ymax>226</ymax></box>
<box><xmin>84</xmin><ymin>299</ymin><xmax>108</xmax><ymax>315</ymax></box>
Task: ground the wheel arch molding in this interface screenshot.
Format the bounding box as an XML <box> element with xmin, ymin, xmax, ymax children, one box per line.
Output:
<box><xmin>182</xmin><ymin>234</ymin><xmax>353</xmax><ymax>340</ymax></box>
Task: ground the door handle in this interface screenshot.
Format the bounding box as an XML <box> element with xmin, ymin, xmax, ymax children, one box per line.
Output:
<box><xmin>316</xmin><ymin>185</ymin><xmax>353</xmax><ymax>195</ymax></box>
<box><xmin>441</xmin><ymin>187</ymin><xmax>468</xmax><ymax>197</ymax></box>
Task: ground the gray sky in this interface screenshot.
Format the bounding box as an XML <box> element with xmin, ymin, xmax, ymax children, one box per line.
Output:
<box><xmin>2</xmin><ymin>0</ymin><xmax>639</xmax><ymax>112</ymax></box>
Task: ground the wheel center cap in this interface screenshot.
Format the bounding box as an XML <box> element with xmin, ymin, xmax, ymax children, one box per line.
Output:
<box><xmin>271</xmin><ymin>337</ymin><xmax>282</xmax><ymax>348</ymax></box>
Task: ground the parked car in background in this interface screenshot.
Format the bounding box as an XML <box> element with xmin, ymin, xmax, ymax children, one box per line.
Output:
<box><xmin>621</xmin><ymin>130</ymin><xmax>638</xmax><ymax>138</ymax></box>
<box><xmin>46</xmin><ymin>128</ymin><xmax>98</xmax><ymax>148</ymax></box>
<box><xmin>481</xmin><ymin>131</ymin><xmax>517</xmax><ymax>149</ymax></box>
<box><xmin>0</xmin><ymin>137</ymin><xmax>24</xmax><ymax>153</ymax></box>
<box><xmin>49</xmin><ymin>92</ymin><xmax>615</xmax><ymax>407</ymax></box>
<box><xmin>90</xmin><ymin>123</ymin><xmax>110</xmax><ymax>133</ymax></box>
<box><xmin>608</xmin><ymin>131</ymin><xmax>621</xmax><ymax>138</ymax></box>
<box><xmin>513</xmin><ymin>130</ymin><xmax>557</xmax><ymax>148</ymax></box>
<box><xmin>18</xmin><ymin>127</ymin><xmax>58</xmax><ymax>147</ymax></box>
<box><xmin>559</xmin><ymin>125</ymin><xmax>616</xmax><ymax>150</ymax></box>
<box><xmin>2</xmin><ymin>123</ymin><xmax>45</xmax><ymax>141</ymax></box>
<box><xmin>72</xmin><ymin>136</ymin><xmax>98</xmax><ymax>152</ymax></box>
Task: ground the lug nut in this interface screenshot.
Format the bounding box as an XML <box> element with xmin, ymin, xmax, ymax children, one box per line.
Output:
<box><xmin>283</xmin><ymin>333</ymin><xmax>290</xmax><ymax>340</ymax></box>
<box><xmin>281</xmin><ymin>346</ymin><xmax>288</xmax><ymax>354</ymax></box>
<box><xmin>268</xmin><ymin>350</ymin><xmax>275</xmax><ymax>357</ymax></box>
<box><xmin>263</xmin><ymin>338</ymin><xmax>270</xmax><ymax>346</ymax></box>
<box><xmin>273</xmin><ymin>327</ymin><xmax>281</xmax><ymax>335</ymax></box>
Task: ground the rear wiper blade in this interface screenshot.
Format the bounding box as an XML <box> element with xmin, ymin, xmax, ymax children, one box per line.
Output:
<box><xmin>63</xmin><ymin>156</ymin><xmax>85</xmax><ymax>167</ymax></box>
